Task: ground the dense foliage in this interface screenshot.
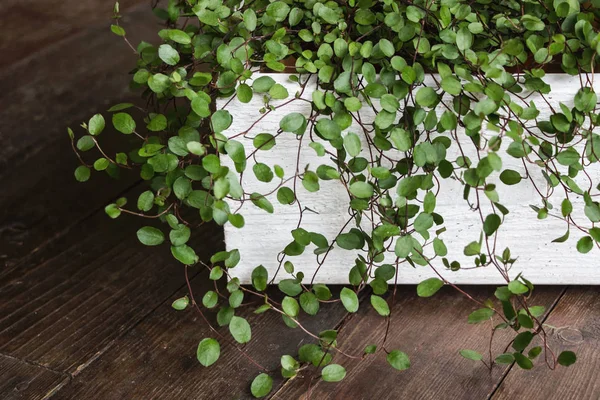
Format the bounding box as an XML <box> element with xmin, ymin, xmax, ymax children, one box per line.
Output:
<box><xmin>68</xmin><ymin>0</ymin><xmax>600</xmax><ymax>395</ymax></box>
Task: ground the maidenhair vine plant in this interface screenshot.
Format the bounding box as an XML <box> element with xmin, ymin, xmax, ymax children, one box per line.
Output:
<box><xmin>66</xmin><ymin>0</ymin><xmax>600</xmax><ymax>396</ymax></box>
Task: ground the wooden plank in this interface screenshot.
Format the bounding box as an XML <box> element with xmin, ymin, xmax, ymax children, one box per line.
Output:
<box><xmin>273</xmin><ymin>286</ymin><xmax>563</xmax><ymax>400</ymax></box>
<box><xmin>0</xmin><ymin>190</ymin><xmax>223</xmax><ymax>374</ymax></box>
<box><xmin>0</xmin><ymin>6</ymin><xmax>159</xmax><ymax>269</ymax></box>
<box><xmin>0</xmin><ymin>0</ymin><xmax>147</xmax><ymax>69</ymax></box>
<box><xmin>0</xmin><ymin>137</ymin><xmax>139</xmax><ymax>273</ymax></box>
<box><xmin>492</xmin><ymin>287</ymin><xmax>600</xmax><ymax>400</ymax></box>
<box><xmin>50</xmin><ymin>286</ymin><xmax>350</xmax><ymax>399</ymax></box>
<box><xmin>0</xmin><ymin>5</ymin><xmax>158</xmax><ymax>171</ymax></box>
<box><xmin>219</xmin><ymin>73</ymin><xmax>600</xmax><ymax>285</ymax></box>
<box><xmin>0</xmin><ymin>354</ymin><xmax>68</xmax><ymax>400</ymax></box>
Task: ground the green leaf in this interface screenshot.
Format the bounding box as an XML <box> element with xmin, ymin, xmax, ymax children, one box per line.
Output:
<box><xmin>508</xmin><ymin>280</ymin><xmax>529</xmax><ymax>294</ymax></box>
<box><xmin>459</xmin><ymin>349</ymin><xmax>483</xmax><ymax>361</ymax></box>
<box><xmin>251</xmin><ymin>265</ymin><xmax>268</xmax><ymax>291</ymax></box>
<box><xmin>147</xmin><ymin>114</ymin><xmax>167</xmax><ymax>131</ymax></box>
<box><xmin>167</xmin><ymin>29</ymin><xmax>191</xmax><ymax>44</ymax></box>
<box><xmin>171</xmin><ymin>296</ymin><xmax>189</xmax><ymax>310</ymax></box>
<box><xmin>171</xmin><ymin>245</ymin><xmax>198</xmax><ymax>265</ymax></box>
<box><xmin>557</xmin><ymin>350</ymin><xmax>576</xmax><ymax>366</ymax></box>
<box><xmin>229</xmin><ymin>316</ymin><xmax>252</xmax><ymax>343</ymax></box>
<box><xmin>266</xmin><ymin>1</ymin><xmax>290</xmax><ymax>21</ymax></box>
<box><xmin>340</xmin><ymin>287</ymin><xmax>359</xmax><ymax>313</ymax></box>
<box><xmin>468</xmin><ymin>308</ymin><xmax>494</xmax><ymax>324</ymax></box>
<box><xmin>282</xmin><ymin>296</ymin><xmax>299</xmax><ymax>317</ymax></box>
<box><xmin>483</xmin><ymin>214</ymin><xmax>501</xmax><ymax>236</ymax></box>
<box><xmin>170</xmin><ymin>226</ymin><xmax>191</xmax><ymax>246</ymax></box>
<box><xmin>148</xmin><ymin>73</ymin><xmax>170</xmax><ymax>93</ymax></box>
<box><xmin>415</xmin><ymin>87</ymin><xmax>438</xmax><ymax>107</ymax></box>
<box><xmin>277</xmin><ymin>187</ymin><xmax>295</xmax><ymax>204</ymax></box>
<box><xmin>237</xmin><ymin>83</ymin><xmax>253</xmax><ymax>103</ymax></box>
<box><xmin>111</xmin><ymin>24</ymin><xmax>125</xmax><ymax>36</ymax></box>
<box><xmin>441</xmin><ymin>76</ymin><xmax>462</xmax><ymax>95</ymax></box>
<box><xmin>387</xmin><ymin>350</ymin><xmax>410</xmax><ymax>370</ymax></box>
<box><xmin>269</xmin><ymin>83</ymin><xmax>289</xmax><ymax>99</ymax></box>
<box><xmin>211</xmin><ymin>110</ymin><xmax>232</xmax><ymax>133</ymax></box>
<box><xmin>576</xmin><ymin>236</ymin><xmax>593</xmax><ymax>253</ymax></box>
<box><xmin>250</xmin><ymin>193</ymin><xmax>274</xmax><ymax>213</ymax></box>
<box><xmin>344</xmin><ymin>97</ymin><xmax>362</xmax><ymax>111</ymax></box>
<box><xmin>202</xmin><ymin>291</ymin><xmax>218</xmax><ymax>308</ymax></box>
<box><xmin>280</xmin><ymin>112</ymin><xmax>306</xmax><ymax>133</ymax></box>
<box><xmin>495</xmin><ymin>353</ymin><xmax>515</xmax><ymax>364</ymax></box>
<box><xmin>158</xmin><ymin>44</ymin><xmax>180</xmax><ymax>65</ymax></box>
<box><xmin>197</xmin><ymin>338</ymin><xmax>220</xmax><ymax>367</ymax></box>
<box><xmin>253</xmin><ymin>76</ymin><xmax>276</xmax><ymax>93</ymax></box>
<box><xmin>370</xmin><ymin>295</ymin><xmax>390</xmax><ymax>316</ymax></box>
<box><xmin>74</xmin><ymin>166</ymin><xmax>91</xmax><ymax>182</ymax></box>
<box><xmin>112</xmin><ymin>112</ymin><xmax>136</xmax><ymax>134</ymax></box>
<box><xmin>456</xmin><ymin>27</ymin><xmax>473</xmax><ymax>51</ymax></box>
<box><xmin>343</xmin><ymin>133</ymin><xmax>362</xmax><ymax>157</ymax></box>
<box><xmin>278</xmin><ymin>279</ymin><xmax>302</xmax><ymax>296</ymax></box>
<box><xmin>514</xmin><ymin>352</ymin><xmax>533</xmax><ymax>369</ymax></box>
<box><xmin>251</xmin><ymin>373</ymin><xmax>273</xmax><ymax>398</ymax></box>
<box><xmin>500</xmin><ymin>170</ymin><xmax>521</xmax><ymax>185</ymax></box>
<box><xmin>349</xmin><ymin>181</ymin><xmax>374</xmax><ymax>198</ymax></box>
<box><xmin>136</xmin><ymin>226</ymin><xmax>164</xmax><ymax>246</ymax></box>
<box><xmin>321</xmin><ymin>364</ymin><xmax>346</xmax><ymax>382</ymax></box>
<box><xmin>299</xmin><ymin>292</ymin><xmax>320</xmax><ymax>315</ymax></box>
<box><xmin>417</xmin><ymin>278</ymin><xmax>444</xmax><ymax>297</ymax></box>
<box><xmin>137</xmin><ymin>191</ymin><xmax>154</xmax><ymax>211</ymax></box>
<box><xmin>191</xmin><ymin>96</ymin><xmax>210</xmax><ymax>117</ymax></box>
<box><xmin>88</xmin><ymin>114</ymin><xmax>105</xmax><ymax>135</ymax></box>
<box><xmin>512</xmin><ymin>331</ymin><xmax>534</xmax><ymax>351</ymax></box>
<box><xmin>315</xmin><ymin>119</ymin><xmax>341</xmax><ymax>140</ymax></box>
<box><xmin>574</xmin><ymin>88</ymin><xmax>597</xmax><ymax>112</ymax></box>
<box><xmin>379</xmin><ymin>38</ymin><xmax>395</xmax><ymax>57</ymax></box>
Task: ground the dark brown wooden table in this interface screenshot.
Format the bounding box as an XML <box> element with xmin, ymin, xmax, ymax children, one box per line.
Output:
<box><xmin>1</xmin><ymin>2</ymin><xmax>598</xmax><ymax>399</ymax></box>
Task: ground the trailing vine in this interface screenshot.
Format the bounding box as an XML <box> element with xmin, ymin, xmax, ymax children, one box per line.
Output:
<box><xmin>67</xmin><ymin>0</ymin><xmax>600</xmax><ymax>396</ymax></box>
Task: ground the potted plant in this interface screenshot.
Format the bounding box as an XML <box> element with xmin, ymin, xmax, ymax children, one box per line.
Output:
<box><xmin>68</xmin><ymin>0</ymin><xmax>598</xmax><ymax>396</ymax></box>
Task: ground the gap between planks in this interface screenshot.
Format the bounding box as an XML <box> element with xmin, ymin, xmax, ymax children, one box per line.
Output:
<box><xmin>486</xmin><ymin>285</ymin><xmax>569</xmax><ymax>400</ymax></box>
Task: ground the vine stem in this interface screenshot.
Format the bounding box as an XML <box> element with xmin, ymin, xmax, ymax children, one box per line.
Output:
<box><xmin>184</xmin><ymin>265</ymin><xmax>269</xmax><ymax>372</ymax></box>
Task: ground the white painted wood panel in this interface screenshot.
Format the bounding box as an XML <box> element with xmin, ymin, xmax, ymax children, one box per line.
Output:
<box><xmin>218</xmin><ymin>73</ymin><xmax>600</xmax><ymax>285</ymax></box>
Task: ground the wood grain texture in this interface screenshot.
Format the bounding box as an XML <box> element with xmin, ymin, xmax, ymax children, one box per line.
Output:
<box><xmin>51</xmin><ymin>284</ymin><xmax>350</xmax><ymax>400</ymax></box>
<box><xmin>0</xmin><ymin>354</ymin><xmax>68</xmax><ymax>400</ymax></box>
<box><xmin>0</xmin><ymin>5</ymin><xmax>159</xmax><ymax>269</ymax></box>
<box><xmin>219</xmin><ymin>73</ymin><xmax>600</xmax><ymax>285</ymax></box>
<box><xmin>492</xmin><ymin>286</ymin><xmax>600</xmax><ymax>400</ymax></box>
<box><xmin>0</xmin><ymin>5</ymin><xmax>158</xmax><ymax>173</ymax></box>
<box><xmin>0</xmin><ymin>187</ymin><xmax>222</xmax><ymax>374</ymax></box>
<box><xmin>273</xmin><ymin>286</ymin><xmax>563</xmax><ymax>400</ymax></box>
<box><xmin>0</xmin><ymin>0</ymin><xmax>147</xmax><ymax>69</ymax></box>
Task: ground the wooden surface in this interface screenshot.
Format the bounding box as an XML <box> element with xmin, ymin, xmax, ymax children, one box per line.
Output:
<box><xmin>0</xmin><ymin>2</ymin><xmax>599</xmax><ymax>400</ymax></box>
<box><xmin>220</xmin><ymin>73</ymin><xmax>600</xmax><ymax>285</ymax></box>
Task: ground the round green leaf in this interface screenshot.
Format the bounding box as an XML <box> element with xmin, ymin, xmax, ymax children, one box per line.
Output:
<box><xmin>88</xmin><ymin>114</ymin><xmax>105</xmax><ymax>135</ymax></box>
<box><xmin>74</xmin><ymin>166</ymin><xmax>91</xmax><ymax>182</ymax></box>
<box><xmin>340</xmin><ymin>287</ymin><xmax>359</xmax><ymax>313</ymax></box>
<box><xmin>229</xmin><ymin>316</ymin><xmax>252</xmax><ymax>343</ymax></box>
<box><xmin>557</xmin><ymin>350</ymin><xmax>577</xmax><ymax>367</ymax></box>
<box><xmin>349</xmin><ymin>181</ymin><xmax>374</xmax><ymax>198</ymax></box>
<box><xmin>415</xmin><ymin>87</ymin><xmax>438</xmax><ymax>107</ymax></box>
<box><xmin>370</xmin><ymin>295</ymin><xmax>390</xmax><ymax>316</ymax></box>
<box><xmin>197</xmin><ymin>338</ymin><xmax>220</xmax><ymax>367</ymax></box>
<box><xmin>158</xmin><ymin>44</ymin><xmax>180</xmax><ymax>65</ymax></box>
<box><xmin>321</xmin><ymin>364</ymin><xmax>346</xmax><ymax>382</ymax></box>
<box><xmin>280</xmin><ymin>112</ymin><xmax>306</xmax><ymax>133</ymax></box>
<box><xmin>136</xmin><ymin>226</ymin><xmax>165</xmax><ymax>246</ymax></box>
<box><xmin>251</xmin><ymin>373</ymin><xmax>273</xmax><ymax>398</ymax></box>
<box><xmin>387</xmin><ymin>350</ymin><xmax>410</xmax><ymax>370</ymax></box>
<box><xmin>416</xmin><ymin>278</ymin><xmax>444</xmax><ymax>297</ymax></box>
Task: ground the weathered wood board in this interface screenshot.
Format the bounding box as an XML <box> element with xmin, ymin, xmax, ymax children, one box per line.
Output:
<box><xmin>219</xmin><ymin>73</ymin><xmax>600</xmax><ymax>285</ymax></box>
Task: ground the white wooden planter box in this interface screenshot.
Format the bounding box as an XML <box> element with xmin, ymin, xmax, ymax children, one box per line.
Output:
<box><xmin>218</xmin><ymin>73</ymin><xmax>600</xmax><ymax>285</ymax></box>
